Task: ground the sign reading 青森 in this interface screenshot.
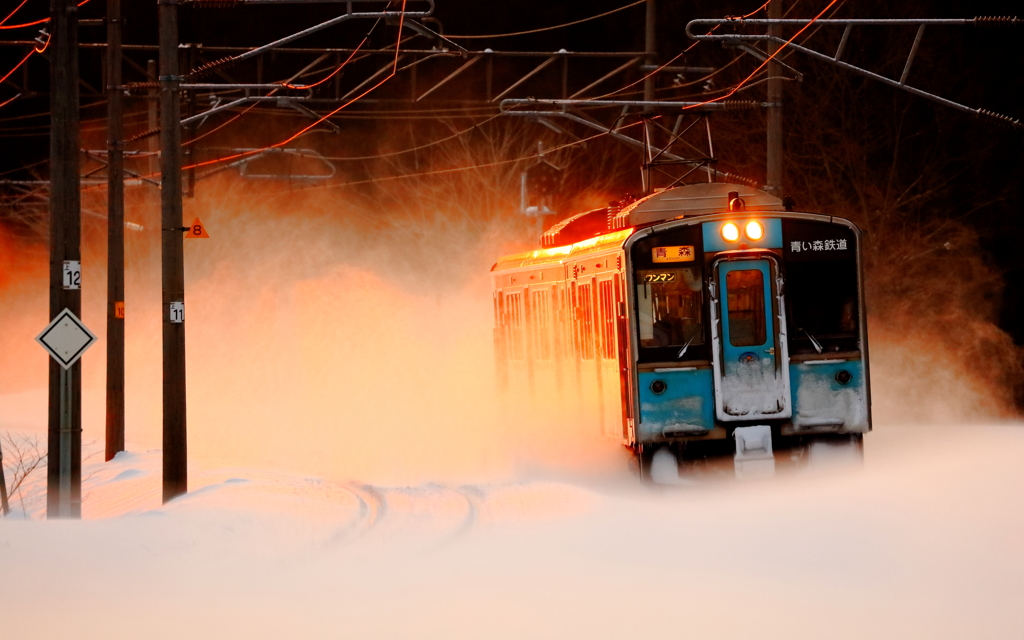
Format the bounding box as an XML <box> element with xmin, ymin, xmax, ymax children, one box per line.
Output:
<box><xmin>652</xmin><ymin>245</ymin><xmax>695</xmax><ymax>263</ymax></box>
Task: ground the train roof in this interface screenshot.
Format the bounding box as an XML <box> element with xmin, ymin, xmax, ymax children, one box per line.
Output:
<box><xmin>539</xmin><ymin>183</ymin><xmax>782</xmax><ymax>248</ymax></box>
<box><xmin>493</xmin><ymin>183</ymin><xmax>784</xmax><ymax>272</ymax></box>
<box><xmin>493</xmin><ymin>228</ymin><xmax>634</xmax><ymax>272</ymax></box>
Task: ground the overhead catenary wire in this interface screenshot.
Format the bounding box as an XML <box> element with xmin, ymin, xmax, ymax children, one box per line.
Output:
<box><xmin>682</xmin><ymin>0</ymin><xmax>839</xmax><ymax>111</ymax></box>
<box><xmin>82</xmin><ymin>0</ymin><xmax>411</xmax><ymax>186</ymax></box>
<box><xmin>585</xmin><ymin>0</ymin><xmax>771</xmax><ymax>101</ymax></box>
<box><xmin>444</xmin><ymin>0</ymin><xmax>645</xmax><ymax>40</ymax></box>
<box><xmin>0</xmin><ymin>0</ymin><xmax>92</xmax><ymax>29</ymax></box>
<box><xmin>0</xmin><ymin>0</ymin><xmax>31</xmax><ymax>27</ymax></box>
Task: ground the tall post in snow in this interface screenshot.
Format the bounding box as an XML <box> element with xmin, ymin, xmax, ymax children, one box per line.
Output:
<box><xmin>765</xmin><ymin>0</ymin><xmax>784</xmax><ymax>196</ymax></box>
<box><xmin>105</xmin><ymin>0</ymin><xmax>125</xmax><ymax>462</ymax></box>
<box><xmin>159</xmin><ymin>0</ymin><xmax>187</xmax><ymax>503</ymax></box>
<box><xmin>47</xmin><ymin>0</ymin><xmax>82</xmax><ymax>518</ymax></box>
<box><xmin>644</xmin><ymin>0</ymin><xmax>656</xmax><ymax>103</ymax></box>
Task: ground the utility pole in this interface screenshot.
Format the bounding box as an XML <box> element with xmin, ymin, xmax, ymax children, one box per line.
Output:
<box><xmin>47</xmin><ymin>0</ymin><xmax>82</xmax><ymax>518</ymax></box>
<box><xmin>105</xmin><ymin>0</ymin><xmax>125</xmax><ymax>462</ymax></box>
<box><xmin>643</xmin><ymin>0</ymin><xmax>656</xmax><ymax>103</ymax></box>
<box><xmin>765</xmin><ymin>0</ymin><xmax>784</xmax><ymax>196</ymax></box>
<box><xmin>147</xmin><ymin>59</ymin><xmax>158</xmax><ymax>177</ymax></box>
<box><xmin>159</xmin><ymin>0</ymin><xmax>187</xmax><ymax>503</ymax></box>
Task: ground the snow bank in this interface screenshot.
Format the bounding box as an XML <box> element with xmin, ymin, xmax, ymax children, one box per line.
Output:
<box><xmin>3</xmin><ymin>424</ymin><xmax>1023</xmax><ymax>639</ymax></box>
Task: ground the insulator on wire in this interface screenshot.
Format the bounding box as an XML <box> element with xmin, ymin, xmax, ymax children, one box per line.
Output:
<box><xmin>186</xmin><ymin>56</ymin><xmax>236</xmax><ymax>80</ymax></box>
<box><xmin>186</xmin><ymin>0</ymin><xmax>239</xmax><ymax>6</ymax></box>
<box><xmin>974</xmin><ymin>16</ymin><xmax>1020</xmax><ymax>27</ymax></box>
<box><xmin>977</xmin><ymin>109</ymin><xmax>1023</xmax><ymax>130</ymax></box>
<box><xmin>124</xmin><ymin>128</ymin><xmax>161</xmax><ymax>145</ymax></box>
<box><xmin>720</xmin><ymin>100</ymin><xmax>760</xmax><ymax>111</ymax></box>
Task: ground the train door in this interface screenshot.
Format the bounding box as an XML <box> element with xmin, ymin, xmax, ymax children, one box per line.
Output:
<box><xmin>711</xmin><ymin>258</ymin><xmax>792</xmax><ymax>420</ymax></box>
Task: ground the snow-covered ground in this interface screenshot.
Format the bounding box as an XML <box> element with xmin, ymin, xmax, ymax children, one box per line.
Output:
<box><xmin>3</xmin><ymin>420</ymin><xmax>1023</xmax><ymax>639</ymax></box>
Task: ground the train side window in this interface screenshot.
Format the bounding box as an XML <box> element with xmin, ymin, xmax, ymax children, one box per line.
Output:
<box><xmin>577</xmin><ymin>283</ymin><xmax>595</xmax><ymax>360</ymax></box>
<box><xmin>635</xmin><ymin>268</ymin><xmax>704</xmax><ymax>348</ymax></box>
<box><xmin>725</xmin><ymin>269</ymin><xmax>767</xmax><ymax>347</ymax></box>
<box><xmin>598</xmin><ymin>280</ymin><xmax>616</xmax><ymax>359</ymax></box>
<box><xmin>506</xmin><ymin>292</ymin><xmax>525</xmax><ymax>361</ymax></box>
<box><xmin>530</xmin><ymin>289</ymin><xmax>552</xmax><ymax>361</ymax></box>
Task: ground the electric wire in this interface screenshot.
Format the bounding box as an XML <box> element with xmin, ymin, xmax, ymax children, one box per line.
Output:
<box><xmin>585</xmin><ymin>0</ymin><xmax>771</xmax><ymax>101</ymax></box>
<box><xmin>0</xmin><ymin>0</ymin><xmax>31</xmax><ymax>27</ymax></box>
<box><xmin>0</xmin><ymin>0</ymin><xmax>93</xmax><ymax>30</ymax></box>
<box><xmin>195</xmin><ymin>119</ymin><xmax>646</xmax><ymax>202</ymax></box>
<box><xmin>445</xmin><ymin>1</ymin><xmax>645</xmax><ymax>39</ymax></box>
<box><xmin>0</xmin><ymin>30</ymin><xmax>49</xmax><ymax>110</ymax></box>
<box><xmin>312</xmin><ymin>112</ymin><xmax>502</xmax><ymax>161</ymax></box>
<box><xmin>80</xmin><ymin>0</ymin><xmax>409</xmax><ymax>187</ymax></box>
<box><xmin>682</xmin><ymin>0</ymin><xmax>839</xmax><ymax>111</ymax></box>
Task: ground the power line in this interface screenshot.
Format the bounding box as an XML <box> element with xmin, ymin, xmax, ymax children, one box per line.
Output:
<box><xmin>0</xmin><ymin>0</ymin><xmax>31</xmax><ymax>27</ymax></box>
<box><xmin>683</xmin><ymin>0</ymin><xmax>839</xmax><ymax>111</ymax></box>
<box><xmin>0</xmin><ymin>0</ymin><xmax>92</xmax><ymax>30</ymax></box>
<box><xmin>445</xmin><ymin>1</ymin><xmax>646</xmax><ymax>40</ymax></box>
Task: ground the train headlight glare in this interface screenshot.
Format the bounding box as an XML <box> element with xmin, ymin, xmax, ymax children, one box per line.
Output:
<box><xmin>745</xmin><ymin>221</ymin><xmax>764</xmax><ymax>241</ymax></box>
<box><xmin>721</xmin><ymin>223</ymin><xmax>740</xmax><ymax>242</ymax></box>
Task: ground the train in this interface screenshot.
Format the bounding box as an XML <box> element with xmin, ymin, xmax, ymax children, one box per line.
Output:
<box><xmin>491</xmin><ymin>182</ymin><xmax>870</xmax><ymax>479</ymax></box>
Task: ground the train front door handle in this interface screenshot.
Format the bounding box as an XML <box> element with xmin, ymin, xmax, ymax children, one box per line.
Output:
<box><xmin>765</xmin><ymin>348</ymin><xmax>775</xmax><ymax>355</ymax></box>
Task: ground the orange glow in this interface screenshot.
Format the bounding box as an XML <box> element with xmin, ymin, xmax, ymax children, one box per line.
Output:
<box><xmin>721</xmin><ymin>222</ymin><xmax>740</xmax><ymax>242</ymax></box>
<box><xmin>745</xmin><ymin>220</ymin><xmax>764</xmax><ymax>241</ymax></box>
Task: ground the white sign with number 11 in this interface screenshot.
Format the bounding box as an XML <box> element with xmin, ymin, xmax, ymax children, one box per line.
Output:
<box><xmin>169</xmin><ymin>301</ymin><xmax>184</xmax><ymax>324</ymax></box>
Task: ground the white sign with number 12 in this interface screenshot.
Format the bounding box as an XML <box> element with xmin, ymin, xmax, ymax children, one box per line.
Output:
<box><xmin>62</xmin><ymin>261</ymin><xmax>81</xmax><ymax>290</ymax></box>
<box><xmin>169</xmin><ymin>301</ymin><xmax>184</xmax><ymax>324</ymax></box>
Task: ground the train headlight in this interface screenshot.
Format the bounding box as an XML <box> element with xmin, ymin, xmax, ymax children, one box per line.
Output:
<box><xmin>721</xmin><ymin>222</ymin><xmax>740</xmax><ymax>242</ymax></box>
<box><xmin>650</xmin><ymin>380</ymin><xmax>667</xmax><ymax>395</ymax></box>
<box><xmin>835</xmin><ymin>370</ymin><xmax>853</xmax><ymax>385</ymax></box>
<box><xmin>745</xmin><ymin>220</ymin><xmax>764</xmax><ymax>241</ymax></box>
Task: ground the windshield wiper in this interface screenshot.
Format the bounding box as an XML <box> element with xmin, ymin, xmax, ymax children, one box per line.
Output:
<box><xmin>676</xmin><ymin>325</ymin><xmax>701</xmax><ymax>359</ymax></box>
<box><xmin>800</xmin><ymin>327</ymin><xmax>823</xmax><ymax>354</ymax></box>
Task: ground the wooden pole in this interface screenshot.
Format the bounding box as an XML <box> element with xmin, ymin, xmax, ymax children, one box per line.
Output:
<box><xmin>47</xmin><ymin>0</ymin><xmax>82</xmax><ymax>519</ymax></box>
<box><xmin>766</xmin><ymin>0</ymin><xmax>784</xmax><ymax>196</ymax></box>
<box><xmin>105</xmin><ymin>0</ymin><xmax>125</xmax><ymax>462</ymax></box>
<box><xmin>643</xmin><ymin>0</ymin><xmax>656</xmax><ymax>103</ymax></box>
<box><xmin>159</xmin><ymin>0</ymin><xmax>187</xmax><ymax>503</ymax></box>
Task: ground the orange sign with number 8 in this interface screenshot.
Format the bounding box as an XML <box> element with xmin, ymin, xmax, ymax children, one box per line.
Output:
<box><xmin>184</xmin><ymin>217</ymin><xmax>210</xmax><ymax>239</ymax></box>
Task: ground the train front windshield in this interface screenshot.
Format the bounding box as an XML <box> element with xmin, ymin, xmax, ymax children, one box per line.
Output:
<box><xmin>635</xmin><ymin>268</ymin><xmax>704</xmax><ymax>348</ymax></box>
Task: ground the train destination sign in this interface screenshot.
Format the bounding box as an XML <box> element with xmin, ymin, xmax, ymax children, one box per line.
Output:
<box><xmin>35</xmin><ymin>308</ymin><xmax>97</xmax><ymax>370</ymax></box>
<box><xmin>652</xmin><ymin>245</ymin><xmax>695</xmax><ymax>263</ymax></box>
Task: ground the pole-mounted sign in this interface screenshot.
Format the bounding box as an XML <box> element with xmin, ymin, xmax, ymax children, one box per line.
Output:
<box><xmin>36</xmin><ymin>308</ymin><xmax>96</xmax><ymax>518</ymax></box>
<box><xmin>36</xmin><ymin>308</ymin><xmax>97</xmax><ymax>370</ymax></box>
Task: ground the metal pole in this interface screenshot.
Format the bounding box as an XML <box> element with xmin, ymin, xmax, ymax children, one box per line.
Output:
<box><xmin>159</xmin><ymin>0</ymin><xmax>187</xmax><ymax>503</ymax></box>
<box><xmin>105</xmin><ymin>0</ymin><xmax>125</xmax><ymax>462</ymax></box>
<box><xmin>59</xmin><ymin>367</ymin><xmax>72</xmax><ymax>516</ymax></box>
<box><xmin>47</xmin><ymin>0</ymin><xmax>83</xmax><ymax>519</ymax></box>
<box><xmin>765</xmin><ymin>0</ymin><xmax>784</xmax><ymax>196</ymax></box>
<box><xmin>643</xmin><ymin>0</ymin><xmax>656</xmax><ymax>103</ymax></box>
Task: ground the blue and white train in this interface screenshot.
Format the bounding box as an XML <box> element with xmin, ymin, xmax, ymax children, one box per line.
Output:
<box><xmin>492</xmin><ymin>182</ymin><xmax>870</xmax><ymax>478</ymax></box>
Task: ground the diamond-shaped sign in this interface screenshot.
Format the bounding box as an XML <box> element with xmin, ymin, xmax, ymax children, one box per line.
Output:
<box><xmin>36</xmin><ymin>308</ymin><xmax>97</xmax><ymax>370</ymax></box>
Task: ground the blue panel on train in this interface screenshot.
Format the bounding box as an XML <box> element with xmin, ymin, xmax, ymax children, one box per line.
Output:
<box><xmin>702</xmin><ymin>218</ymin><xmax>783</xmax><ymax>253</ymax></box>
<box><xmin>637</xmin><ymin>369</ymin><xmax>715</xmax><ymax>439</ymax></box>
<box><xmin>789</xmin><ymin>359</ymin><xmax>869</xmax><ymax>431</ymax></box>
